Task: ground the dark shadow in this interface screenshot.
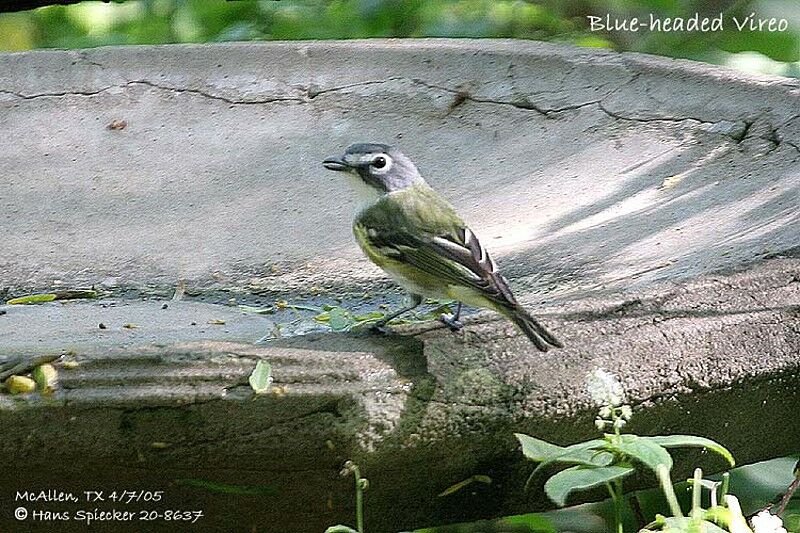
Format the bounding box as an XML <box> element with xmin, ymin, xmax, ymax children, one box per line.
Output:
<box><xmin>266</xmin><ymin>330</ymin><xmax>430</xmax><ymax>381</ymax></box>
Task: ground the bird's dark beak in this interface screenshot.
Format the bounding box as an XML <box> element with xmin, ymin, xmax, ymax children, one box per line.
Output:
<box><xmin>323</xmin><ymin>156</ymin><xmax>350</xmax><ymax>171</ymax></box>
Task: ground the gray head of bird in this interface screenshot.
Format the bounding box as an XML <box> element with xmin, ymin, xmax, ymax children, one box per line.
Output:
<box><xmin>323</xmin><ymin>144</ymin><xmax>425</xmax><ymax>199</ymax></box>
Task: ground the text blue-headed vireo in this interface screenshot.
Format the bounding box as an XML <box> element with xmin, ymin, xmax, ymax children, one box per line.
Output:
<box><xmin>322</xmin><ymin>143</ymin><xmax>562</xmax><ymax>352</ymax></box>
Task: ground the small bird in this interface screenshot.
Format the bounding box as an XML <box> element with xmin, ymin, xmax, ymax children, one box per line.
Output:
<box><xmin>322</xmin><ymin>143</ymin><xmax>562</xmax><ymax>352</ymax></box>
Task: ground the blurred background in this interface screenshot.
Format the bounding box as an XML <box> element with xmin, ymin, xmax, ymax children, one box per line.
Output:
<box><xmin>0</xmin><ymin>0</ymin><xmax>799</xmax><ymax>77</ymax></box>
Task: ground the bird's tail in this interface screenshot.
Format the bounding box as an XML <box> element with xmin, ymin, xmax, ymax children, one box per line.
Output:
<box><xmin>502</xmin><ymin>305</ymin><xmax>563</xmax><ymax>352</ymax></box>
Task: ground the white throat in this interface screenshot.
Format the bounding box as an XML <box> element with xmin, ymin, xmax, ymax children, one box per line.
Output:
<box><xmin>346</xmin><ymin>170</ymin><xmax>383</xmax><ymax>210</ymax></box>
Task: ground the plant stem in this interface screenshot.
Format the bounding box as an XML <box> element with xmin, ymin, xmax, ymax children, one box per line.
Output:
<box><xmin>776</xmin><ymin>476</ymin><xmax>800</xmax><ymax>517</ymax></box>
<box><xmin>657</xmin><ymin>465</ymin><xmax>684</xmax><ymax>518</ymax></box>
<box><xmin>720</xmin><ymin>472</ymin><xmax>730</xmax><ymax>503</ymax></box>
<box><xmin>606</xmin><ymin>482</ymin><xmax>624</xmax><ymax>533</ymax></box>
<box><xmin>691</xmin><ymin>468</ymin><xmax>703</xmax><ymax>522</ymax></box>
<box><xmin>351</xmin><ymin>464</ymin><xmax>364</xmax><ymax>533</ymax></box>
<box><xmin>615</xmin><ymin>479</ymin><xmax>626</xmax><ymax>533</ymax></box>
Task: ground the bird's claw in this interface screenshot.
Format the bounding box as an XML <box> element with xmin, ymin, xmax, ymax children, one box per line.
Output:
<box><xmin>439</xmin><ymin>314</ymin><xmax>464</xmax><ymax>332</ymax></box>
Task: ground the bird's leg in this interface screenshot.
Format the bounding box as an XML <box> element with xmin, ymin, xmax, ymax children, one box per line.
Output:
<box><xmin>371</xmin><ymin>293</ymin><xmax>423</xmax><ymax>332</ymax></box>
<box><xmin>439</xmin><ymin>302</ymin><xmax>464</xmax><ymax>331</ymax></box>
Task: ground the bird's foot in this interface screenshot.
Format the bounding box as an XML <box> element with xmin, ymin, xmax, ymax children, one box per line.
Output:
<box><xmin>439</xmin><ymin>313</ymin><xmax>464</xmax><ymax>332</ymax></box>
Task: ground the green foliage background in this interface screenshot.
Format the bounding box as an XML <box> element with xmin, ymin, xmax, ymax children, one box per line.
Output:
<box><xmin>1</xmin><ymin>0</ymin><xmax>799</xmax><ymax>76</ymax></box>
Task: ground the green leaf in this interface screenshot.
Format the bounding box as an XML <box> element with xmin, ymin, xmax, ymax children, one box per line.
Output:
<box><xmin>544</xmin><ymin>465</ymin><xmax>635</xmax><ymax>506</ymax></box>
<box><xmin>500</xmin><ymin>513</ymin><xmax>558</xmax><ymax>533</ymax></box>
<box><xmin>353</xmin><ymin>311</ymin><xmax>385</xmax><ymax>322</ymax></box>
<box><xmin>238</xmin><ymin>305</ymin><xmax>275</xmax><ymax>315</ymax></box>
<box><xmin>7</xmin><ymin>293</ymin><xmax>57</xmax><ymax>304</ymax></box>
<box><xmin>604</xmin><ymin>434</ymin><xmax>673</xmax><ymax>473</ymax></box>
<box><xmin>645</xmin><ymin>516</ymin><xmax>729</xmax><ymax>533</ymax></box>
<box><xmin>286</xmin><ymin>303</ymin><xmax>323</xmax><ymax>313</ymax></box>
<box><xmin>515</xmin><ymin>433</ymin><xmax>566</xmax><ymax>462</ymax></box>
<box><xmin>704</xmin><ymin>506</ymin><xmax>734</xmax><ymax>530</ymax></box>
<box><xmin>644</xmin><ymin>435</ymin><xmax>735</xmax><ymax>467</ymax></box>
<box><xmin>697</xmin><ymin>521</ymin><xmax>731</xmax><ymax>533</ymax></box>
<box><xmin>324</xmin><ymin>526</ymin><xmax>360</xmax><ymax>533</ymax></box>
<box><xmin>783</xmin><ymin>512</ymin><xmax>800</xmax><ymax>533</ymax></box>
<box><xmin>328</xmin><ymin>307</ymin><xmax>352</xmax><ymax>331</ymax></box>
<box><xmin>313</xmin><ymin>312</ymin><xmax>331</xmax><ymax>323</ymax></box>
<box><xmin>248</xmin><ymin>360</ymin><xmax>272</xmax><ymax>394</ymax></box>
<box><xmin>6</xmin><ymin>289</ymin><xmax>99</xmax><ymax>305</ymax></box>
<box><xmin>438</xmin><ymin>474</ymin><xmax>492</xmax><ymax>497</ymax></box>
<box><xmin>32</xmin><ymin>364</ymin><xmax>58</xmax><ymax>394</ymax></box>
<box><xmin>533</xmin><ymin>439</ymin><xmax>613</xmax><ymax>476</ymax></box>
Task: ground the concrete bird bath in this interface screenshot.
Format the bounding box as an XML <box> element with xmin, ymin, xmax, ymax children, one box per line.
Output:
<box><xmin>0</xmin><ymin>40</ymin><xmax>798</xmax><ymax>532</ymax></box>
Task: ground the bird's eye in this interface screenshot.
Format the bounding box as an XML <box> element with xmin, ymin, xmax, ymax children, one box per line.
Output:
<box><xmin>371</xmin><ymin>156</ymin><xmax>387</xmax><ymax>169</ymax></box>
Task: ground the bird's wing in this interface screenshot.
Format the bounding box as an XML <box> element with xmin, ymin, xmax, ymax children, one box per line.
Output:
<box><xmin>357</xmin><ymin>218</ymin><xmax>519</xmax><ymax>309</ymax></box>
<box><xmin>430</xmin><ymin>227</ymin><xmax>518</xmax><ymax>303</ymax></box>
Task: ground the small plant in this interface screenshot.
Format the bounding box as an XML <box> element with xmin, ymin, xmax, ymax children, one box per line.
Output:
<box><xmin>641</xmin><ymin>467</ymin><xmax>753</xmax><ymax>532</ymax></box>
<box><xmin>314</xmin><ymin>300</ymin><xmax>456</xmax><ymax>332</ymax></box>
<box><xmin>248</xmin><ymin>359</ymin><xmax>273</xmax><ymax>394</ymax></box>
<box><xmin>516</xmin><ymin>369</ymin><xmax>738</xmax><ymax>533</ymax></box>
<box><xmin>325</xmin><ymin>461</ymin><xmax>369</xmax><ymax>533</ymax></box>
<box><xmin>6</xmin><ymin>289</ymin><xmax>98</xmax><ymax>305</ymax></box>
<box><xmin>314</xmin><ymin>306</ymin><xmax>387</xmax><ymax>332</ymax></box>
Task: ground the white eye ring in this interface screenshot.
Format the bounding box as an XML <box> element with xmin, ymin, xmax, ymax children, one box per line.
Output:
<box><xmin>370</xmin><ymin>154</ymin><xmax>392</xmax><ymax>174</ymax></box>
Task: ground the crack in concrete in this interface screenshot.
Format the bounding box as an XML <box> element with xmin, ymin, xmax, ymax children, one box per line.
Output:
<box><xmin>596</xmin><ymin>100</ymin><xmax>713</xmax><ymax>126</ymax></box>
<box><xmin>127</xmin><ymin>80</ymin><xmax>305</xmax><ymax>105</ymax></box>
<box><xmin>0</xmin><ymin>80</ymin><xmax>305</xmax><ymax>105</ymax></box>
<box><xmin>405</xmin><ymin>75</ymin><xmax>741</xmax><ymax>129</ymax></box>
<box><xmin>405</xmin><ymin>77</ymin><xmax>603</xmax><ymax>116</ymax></box>
<box><xmin>0</xmin><ymin>87</ymin><xmax>115</xmax><ymax>99</ymax></box>
<box><xmin>305</xmin><ymin>77</ymin><xmax>407</xmax><ymax>99</ymax></box>
<box><xmin>2</xmin><ymin>73</ymin><xmax>795</xmax><ymax>149</ymax></box>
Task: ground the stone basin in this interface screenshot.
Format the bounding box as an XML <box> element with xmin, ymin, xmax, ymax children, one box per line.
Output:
<box><xmin>0</xmin><ymin>39</ymin><xmax>798</xmax><ymax>533</ymax></box>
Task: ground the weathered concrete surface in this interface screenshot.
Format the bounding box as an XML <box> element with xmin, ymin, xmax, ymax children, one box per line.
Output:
<box><xmin>1</xmin><ymin>258</ymin><xmax>799</xmax><ymax>532</ymax></box>
<box><xmin>0</xmin><ymin>40</ymin><xmax>798</xmax><ymax>300</ymax></box>
<box><xmin>0</xmin><ymin>40</ymin><xmax>799</xmax><ymax>533</ymax></box>
<box><xmin>0</xmin><ymin>300</ymin><xmax>275</xmax><ymax>358</ymax></box>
